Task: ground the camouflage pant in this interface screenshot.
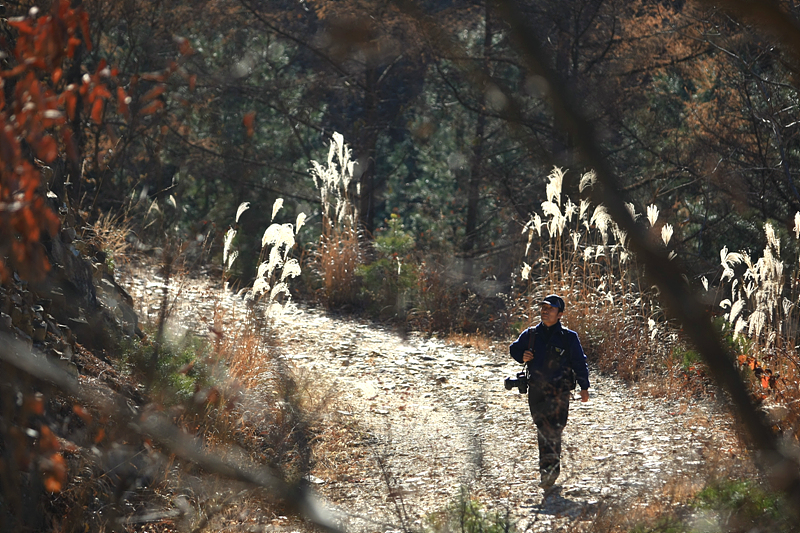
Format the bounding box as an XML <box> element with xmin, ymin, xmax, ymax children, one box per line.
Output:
<box><xmin>528</xmin><ymin>387</ymin><xmax>571</xmax><ymax>479</ymax></box>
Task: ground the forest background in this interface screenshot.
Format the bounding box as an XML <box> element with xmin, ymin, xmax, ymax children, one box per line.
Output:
<box><xmin>6</xmin><ymin>0</ymin><xmax>800</xmax><ymax>531</ymax></box>
<box><xmin>9</xmin><ymin>0</ymin><xmax>798</xmax><ymax>292</ymax></box>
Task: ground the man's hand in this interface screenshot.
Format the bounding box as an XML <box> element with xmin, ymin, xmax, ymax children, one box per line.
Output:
<box><xmin>522</xmin><ymin>350</ymin><xmax>534</xmax><ymax>362</ymax></box>
<box><xmin>580</xmin><ymin>389</ymin><xmax>589</xmax><ymax>402</ymax></box>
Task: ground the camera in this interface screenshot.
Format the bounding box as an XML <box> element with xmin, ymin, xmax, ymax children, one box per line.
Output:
<box><xmin>504</xmin><ymin>371</ymin><xmax>528</xmax><ymax>394</ymax></box>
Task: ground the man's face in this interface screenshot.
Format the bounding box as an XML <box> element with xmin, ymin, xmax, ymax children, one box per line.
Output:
<box><xmin>540</xmin><ymin>303</ymin><xmax>563</xmax><ymax>327</ymax></box>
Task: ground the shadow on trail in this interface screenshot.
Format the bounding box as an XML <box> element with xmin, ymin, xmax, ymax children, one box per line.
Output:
<box><xmin>527</xmin><ymin>487</ymin><xmax>600</xmax><ymax>520</ymax></box>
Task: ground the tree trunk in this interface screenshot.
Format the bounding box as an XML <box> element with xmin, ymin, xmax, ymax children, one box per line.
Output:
<box><xmin>358</xmin><ymin>65</ymin><xmax>380</xmax><ymax>235</ymax></box>
<box><xmin>463</xmin><ymin>3</ymin><xmax>492</xmax><ymax>254</ymax></box>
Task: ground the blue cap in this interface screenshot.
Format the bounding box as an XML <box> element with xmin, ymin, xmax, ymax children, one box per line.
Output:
<box><xmin>541</xmin><ymin>294</ymin><xmax>565</xmax><ymax>312</ymax></box>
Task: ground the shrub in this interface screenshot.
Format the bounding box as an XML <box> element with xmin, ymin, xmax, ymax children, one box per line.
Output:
<box><xmin>694</xmin><ymin>478</ymin><xmax>782</xmax><ymax>524</ymax></box>
<box><xmin>425</xmin><ymin>488</ymin><xmax>515</xmax><ymax>533</ymax></box>
<box><xmin>357</xmin><ymin>214</ymin><xmax>419</xmax><ymax>319</ymax></box>
<box><xmin>118</xmin><ymin>332</ymin><xmax>214</xmax><ymax>403</ymax></box>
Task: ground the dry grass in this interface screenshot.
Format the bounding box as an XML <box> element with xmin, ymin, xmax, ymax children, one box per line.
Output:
<box><xmin>83</xmin><ymin>209</ymin><xmax>134</xmax><ymax>272</ymax></box>
<box><xmin>445</xmin><ymin>332</ymin><xmax>493</xmax><ymax>351</ymax></box>
<box><xmin>588</xmin><ymin>418</ymin><xmax>756</xmax><ymax>533</ymax></box>
<box><xmin>318</xmin><ymin>223</ymin><xmax>362</xmax><ymax>309</ymax></box>
<box><xmin>311</xmin><ymin>132</ymin><xmax>363</xmax><ymax>309</ymax></box>
<box><xmin>707</xmin><ymin>221</ymin><xmax>800</xmax><ymax>441</ymax></box>
<box><xmin>511</xmin><ymin>167</ymin><xmax>666</xmax><ymax>383</ymax></box>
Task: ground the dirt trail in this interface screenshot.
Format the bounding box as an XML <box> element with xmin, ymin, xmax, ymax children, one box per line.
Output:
<box><xmin>271</xmin><ymin>306</ymin><xmax>740</xmax><ymax>533</ymax></box>
<box><xmin>124</xmin><ymin>267</ymin><xmax>742</xmax><ymax>533</ymax></box>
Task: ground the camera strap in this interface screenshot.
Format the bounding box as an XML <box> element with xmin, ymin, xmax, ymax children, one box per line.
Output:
<box><xmin>525</xmin><ymin>327</ymin><xmax>536</xmax><ymax>378</ymax></box>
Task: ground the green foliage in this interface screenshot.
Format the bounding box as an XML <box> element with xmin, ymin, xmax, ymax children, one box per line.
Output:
<box><xmin>693</xmin><ymin>478</ymin><xmax>791</xmax><ymax>532</ymax></box>
<box><xmin>671</xmin><ymin>346</ymin><xmax>702</xmax><ymax>372</ymax></box>
<box><xmin>374</xmin><ymin>214</ymin><xmax>416</xmax><ymax>256</ymax></box>
<box><xmin>357</xmin><ymin>214</ymin><xmax>419</xmax><ymax>319</ymax></box>
<box><xmin>118</xmin><ymin>333</ymin><xmax>213</xmax><ymax>402</ymax></box>
<box><xmin>425</xmin><ymin>488</ymin><xmax>514</xmax><ymax>533</ymax></box>
<box><xmin>626</xmin><ymin>478</ymin><xmax>793</xmax><ymax>533</ymax></box>
<box><xmin>713</xmin><ymin>315</ymin><xmax>752</xmax><ymax>357</ymax></box>
<box><xmin>695</xmin><ymin>478</ymin><xmax>778</xmax><ymax>517</ymax></box>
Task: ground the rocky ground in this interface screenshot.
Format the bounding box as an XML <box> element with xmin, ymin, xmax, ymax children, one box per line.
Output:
<box><xmin>123</xmin><ymin>265</ymin><xmax>746</xmax><ymax>533</ymax></box>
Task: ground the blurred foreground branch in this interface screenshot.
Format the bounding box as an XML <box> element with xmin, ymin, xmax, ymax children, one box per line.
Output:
<box><xmin>491</xmin><ymin>0</ymin><xmax>800</xmax><ymax>508</ymax></box>
<box><xmin>0</xmin><ymin>334</ymin><xmax>345</xmax><ymax>533</ymax></box>
<box><xmin>390</xmin><ymin>0</ymin><xmax>800</xmax><ymax>512</ymax></box>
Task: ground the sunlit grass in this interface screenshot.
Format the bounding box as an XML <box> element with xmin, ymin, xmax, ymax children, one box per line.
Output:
<box><xmin>709</xmin><ymin>219</ymin><xmax>800</xmax><ymax>440</ymax></box>
<box><xmin>514</xmin><ymin>167</ymin><xmax>669</xmax><ymax>381</ymax></box>
<box><xmin>311</xmin><ymin>132</ymin><xmax>363</xmax><ymax>309</ymax></box>
<box><xmin>514</xmin><ymin>167</ymin><xmax>800</xmax><ymax>429</ymax></box>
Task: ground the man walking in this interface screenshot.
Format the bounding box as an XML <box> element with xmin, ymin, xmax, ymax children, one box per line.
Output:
<box><xmin>509</xmin><ymin>294</ymin><xmax>590</xmax><ymax>490</ymax></box>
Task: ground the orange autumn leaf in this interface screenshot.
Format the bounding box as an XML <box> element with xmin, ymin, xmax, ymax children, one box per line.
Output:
<box><xmin>42</xmin><ymin>453</ymin><xmax>67</xmax><ymax>493</ymax></box>
<box><xmin>117</xmin><ymin>87</ymin><xmax>129</xmax><ymax>117</ymax></box>
<box><xmin>37</xmin><ymin>134</ymin><xmax>58</xmax><ymax>163</ymax></box>
<box><xmin>6</xmin><ymin>19</ymin><xmax>34</xmax><ymax>35</ymax></box>
<box><xmin>23</xmin><ymin>394</ymin><xmax>45</xmax><ymax>416</ymax></box>
<box><xmin>243</xmin><ymin>111</ymin><xmax>256</xmax><ymax>137</ymax></box>
<box><xmin>43</xmin><ymin>475</ymin><xmax>62</xmax><ymax>493</ymax></box>
<box><xmin>176</xmin><ymin>37</ymin><xmax>194</xmax><ymax>56</ymax></box>
<box><xmin>89</xmin><ymin>84</ymin><xmax>112</xmax><ymax>102</ymax></box>
<box><xmin>66</xmin><ymin>36</ymin><xmax>82</xmax><ymax>58</ymax></box>
<box><xmin>3</xmin><ymin>64</ymin><xmax>27</xmax><ymax>78</ymax></box>
<box><xmin>79</xmin><ymin>10</ymin><xmax>92</xmax><ymax>51</ymax></box>
<box><xmin>72</xmin><ymin>404</ymin><xmax>92</xmax><ymax>424</ymax></box>
<box><xmin>141</xmin><ymin>84</ymin><xmax>167</xmax><ymax>102</ymax></box>
<box><xmin>38</xmin><ymin>425</ymin><xmax>61</xmax><ymax>453</ymax></box>
<box><xmin>139</xmin><ymin>99</ymin><xmax>164</xmax><ymax>116</ymax></box>
<box><xmin>90</xmin><ymin>98</ymin><xmax>104</xmax><ymax>124</ymax></box>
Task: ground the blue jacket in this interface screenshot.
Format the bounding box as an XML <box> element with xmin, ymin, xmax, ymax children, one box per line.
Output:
<box><xmin>509</xmin><ymin>321</ymin><xmax>590</xmax><ymax>391</ymax></box>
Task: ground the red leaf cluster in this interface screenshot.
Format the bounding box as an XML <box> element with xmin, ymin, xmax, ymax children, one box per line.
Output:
<box><xmin>737</xmin><ymin>354</ymin><xmax>780</xmax><ymax>391</ymax></box>
<box><xmin>0</xmin><ymin>1</ymin><xmax>129</xmax><ymax>281</ymax></box>
<box><xmin>37</xmin><ymin>426</ymin><xmax>66</xmax><ymax>493</ymax></box>
<box><xmin>2</xmin><ymin>394</ymin><xmax>71</xmax><ymax>494</ymax></box>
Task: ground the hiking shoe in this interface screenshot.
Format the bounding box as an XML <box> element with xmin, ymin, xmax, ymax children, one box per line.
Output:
<box><xmin>539</xmin><ymin>469</ymin><xmax>558</xmax><ymax>489</ymax></box>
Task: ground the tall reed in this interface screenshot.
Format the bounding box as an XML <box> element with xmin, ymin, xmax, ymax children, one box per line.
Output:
<box><xmin>518</xmin><ymin>167</ymin><xmax>800</xmax><ymax>415</ymax></box>
<box><xmin>712</xmin><ymin>220</ymin><xmax>800</xmax><ymax>437</ymax></box>
<box><xmin>311</xmin><ymin>132</ymin><xmax>363</xmax><ymax>309</ymax></box>
<box><xmin>515</xmin><ymin>167</ymin><xmax>671</xmax><ymax>381</ymax></box>
<box><xmin>219</xmin><ymin>199</ymin><xmax>305</xmax><ymax>381</ymax></box>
